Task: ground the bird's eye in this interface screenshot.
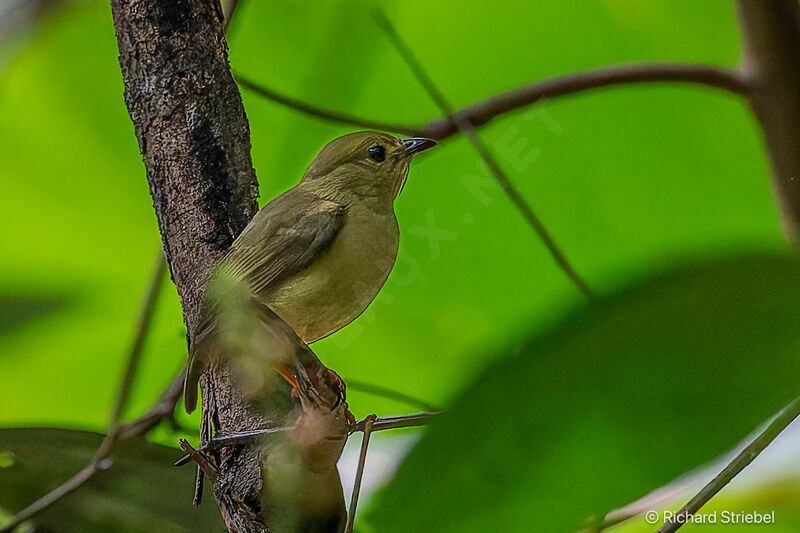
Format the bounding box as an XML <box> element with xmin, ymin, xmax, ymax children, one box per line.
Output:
<box><xmin>368</xmin><ymin>145</ymin><xmax>386</xmax><ymax>163</ymax></box>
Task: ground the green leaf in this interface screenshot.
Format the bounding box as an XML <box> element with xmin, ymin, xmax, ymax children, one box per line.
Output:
<box><xmin>0</xmin><ymin>428</ymin><xmax>223</xmax><ymax>532</ymax></box>
<box><xmin>366</xmin><ymin>255</ymin><xmax>800</xmax><ymax>532</ymax></box>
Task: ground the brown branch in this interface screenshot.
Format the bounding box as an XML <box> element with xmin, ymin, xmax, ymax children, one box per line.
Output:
<box><xmin>353</xmin><ymin>411</ymin><xmax>438</xmax><ymax>433</ymax></box>
<box><xmin>420</xmin><ymin>63</ymin><xmax>748</xmax><ymax>140</ymax></box>
<box><xmin>174</xmin><ymin>412</ymin><xmax>438</xmax><ymax>467</ymax></box>
<box><xmin>656</xmin><ymin>395</ymin><xmax>800</xmax><ymax>533</ymax></box>
<box><xmin>0</xmin><ymin>258</ymin><xmax>175</xmax><ymax>533</ymax></box>
<box><xmin>345</xmin><ymin>414</ymin><xmax>377</xmax><ymax>533</ymax></box>
<box><xmin>736</xmin><ymin>0</ymin><xmax>800</xmax><ymax>244</ymax></box>
<box><xmin>109</xmin><ymin>254</ymin><xmax>167</xmax><ymax>432</ymax></box>
<box><xmin>239</xmin><ymin>63</ymin><xmax>747</xmax><ymax>142</ymax></box>
<box><xmin>345</xmin><ymin>379</ymin><xmax>441</xmax><ymax>412</ymax></box>
<box><xmin>108</xmin><ymin>1</ymin><xmax>271</xmax><ymax>530</ymax></box>
<box><xmin>236</xmin><ymin>74</ymin><xmax>420</xmax><ymax>136</ymax></box>
<box><xmin>373</xmin><ymin>9</ymin><xmax>595</xmax><ymax>300</ymax></box>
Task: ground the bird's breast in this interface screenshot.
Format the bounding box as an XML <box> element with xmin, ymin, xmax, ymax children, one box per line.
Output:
<box><xmin>267</xmin><ymin>209</ymin><xmax>399</xmax><ymax>342</ymax></box>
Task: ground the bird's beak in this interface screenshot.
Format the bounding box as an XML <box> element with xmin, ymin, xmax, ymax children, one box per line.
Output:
<box><xmin>402</xmin><ymin>137</ymin><xmax>437</xmax><ymax>156</ymax></box>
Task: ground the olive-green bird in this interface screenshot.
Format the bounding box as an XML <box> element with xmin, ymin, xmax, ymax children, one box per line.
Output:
<box><xmin>184</xmin><ymin>131</ymin><xmax>436</xmax><ymax>412</ymax></box>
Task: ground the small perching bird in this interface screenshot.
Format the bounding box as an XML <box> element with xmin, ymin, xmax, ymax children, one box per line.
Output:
<box><xmin>184</xmin><ymin>131</ymin><xmax>436</xmax><ymax>412</ymax></box>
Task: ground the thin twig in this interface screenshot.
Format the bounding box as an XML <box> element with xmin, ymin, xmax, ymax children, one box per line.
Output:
<box><xmin>179</xmin><ymin>439</ymin><xmax>219</xmax><ymax>480</ymax></box>
<box><xmin>372</xmin><ymin>9</ymin><xmax>595</xmax><ymax>300</ymax></box>
<box><xmin>236</xmin><ymin>75</ymin><xmax>419</xmax><ymax>136</ymax></box>
<box><xmin>345</xmin><ymin>379</ymin><xmax>440</xmax><ymax>412</ymax></box>
<box><xmin>109</xmin><ymin>255</ymin><xmax>167</xmax><ymax>432</ymax></box>
<box><xmin>421</xmin><ymin>63</ymin><xmax>748</xmax><ymax>140</ymax></box>
<box><xmin>174</xmin><ymin>412</ymin><xmax>438</xmax><ymax>467</ymax></box>
<box><xmin>353</xmin><ymin>411</ymin><xmax>438</xmax><ymax>433</ymax></box>
<box><xmin>239</xmin><ymin>63</ymin><xmax>746</xmax><ymax>142</ymax></box>
<box><xmin>345</xmin><ymin>414</ymin><xmax>377</xmax><ymax>533</ymax></box>
<box><xmin>656</xmin><ymin>395</ymin><xmax>800</xmax><ymax>533</ymax></box>
<box><xmin>0</xmin><ymin>254</ymin><xmax>176</xmax><ymax>533</ymax></box>
<box><xmin>174</xmin><ymin>425</ymin><xmax>296</xmax><ymax>466</ymax></box>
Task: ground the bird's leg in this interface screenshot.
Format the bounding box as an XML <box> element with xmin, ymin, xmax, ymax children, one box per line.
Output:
<box><xmin>275</xmin><ymin>363</ymin><xmax>300</xmax><ymax>399</ymax></box>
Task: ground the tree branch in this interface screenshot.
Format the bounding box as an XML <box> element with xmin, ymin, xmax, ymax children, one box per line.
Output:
<box><xmin>421</xmin><ymin>63</ymin><xmax>748</xmax><ymax>140</ymax></box>
<box><xmin>345</xmin><ymin>379</ymin><xmax>441</xmax><ymax>412</ymax></box>
<box><xmin>108</xmin><ymin>1</ymin><xmax>272</xmax><ymax>530</ymax></box>
<box><xmin>236</xmin><ymin>74</ymin><xmax>420</xmax><ymax>136</ymax></box>
<box><xmin>735</xmin><ymin>0</ymin><xmax>800</xmax><ymax>243</ymax></box>
<box><xmin>656</xmin><ymin>395</ymin><xmax>800</xmax><ymax>533</ymax></box>
<box><xmin>174</xmin><ymin>412</ymin><xmax>438</xmax><ymax>467</ymax></box>
<box><xmin>344</xmin><ymin>414</ymin><xmax>376</xmax><ymax>533</ymax></box>
<box><xmin>109</xmin><ymin>254</ymin><xmax>167</xmax><ymax>432</ymax></box>
<box><xmin>238</xmin><ymin>63</ymin><xmax>747</xmax><ymax>142</ymax></box>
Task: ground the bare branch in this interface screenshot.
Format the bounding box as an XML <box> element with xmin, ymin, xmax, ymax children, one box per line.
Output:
<box><xmin>109</xmin><ymin>0</ymin><xmax>275</xmax><ymax>529</ymax></box>
<box><xmin>174</xmin><ymin>411</ymin><xmax>438</xmax><ymax>467</ymax></box>
<box><xmin>240</xmin><ymin>63</ymin><xmax>746</xmax><ymax>142</ymax></box>
<box><xmin>345</xmin><ymin>414</ymin><xmax>376</xmax><ymax>533</ymax></box>
<box><xmin>656</xmin><ymin>395</ymin><xmax>800</xmax><ymax>533</ymax></box>
<box><xmin>372</xmin><ymin>9</ymin><xmax>595</xmax><ymax>300</ymax></box>
<box><xmin>420</xmin><ymin>63</ymin><xmax>748</xmax><ymax>140</ymax></box>
<box><xmin>735</xmin><ymin>0</ymin><xmax>800</xmax><ymax>243</ymax></box>
<box><xmin>236</xmin><ymin>74</ymin><xmax>420</xmax><ymax>136</ymax></box>
<box><xmin>353</xmin><ymin>411</ymin><xmax>438</xmax><ymax>433</ymax></box>
<box><xmin>345</xmin><ymin>379</ymin><xmax>441</xmax><ymax>412</ymax></box>
<box><xmin>109</xmin><ymin>253</ymin><xmax>167</xmax><ymax>432</ymax></box>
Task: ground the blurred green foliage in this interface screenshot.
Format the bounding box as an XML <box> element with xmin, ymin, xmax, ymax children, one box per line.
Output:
<box><xmin>0</xmin><ymin>428</ymin><xmax>224</xmax><ymax>531</ymax></box>
<box><xmin>1</xmin><ymin>0</ymin><xmax>799</xmax><ymax>531</ymax></box>
<box><xmin>366</xmin><ymin>255</ymin><xmax>800</xmax><ymax>532</ymax></box>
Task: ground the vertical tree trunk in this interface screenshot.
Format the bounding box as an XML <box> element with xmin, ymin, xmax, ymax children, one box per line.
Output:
<box><xmin>736</xmin><ymin>0</ymin><xmax>800</xmax><ymax>243</ymax></box>
<box><xmin>109</xmin><ymin>1</ymin><xmax>271</xmax><ymax>530</ymax></box>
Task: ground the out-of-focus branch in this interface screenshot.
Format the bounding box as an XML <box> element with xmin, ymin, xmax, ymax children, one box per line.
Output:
<box><xmin>239</xmin><ymin>63</ymin><xmax>747</xmax><ymax>142</ymax></box>
<box><xmin>421</xmin><ymin>63</ymin><xmax>748</xmax><ymax>140</ymax></box>
<box><xmin>736</xmin><ymin>0</ymin><xmax>800</xmax><ymax>244</ymax></box>
<box><xmin>373</xmin><ymin>8</ymin><xmax>595</xmax><ymax>300</ymax></box>
<box><xmin>656</xmin><ymin>395</ymin><xmax>800</xmax><ymax>533</ymax></box>
<box><xmin>0</xmin><ymin>257</ymin><xmax>175</xmax><ymax>533</ymax></box>
<box><xmin>345</xmin><ymin>379</ymin><xmax>440</xmax><ymax>412</ymax></box>
<box><xmin>236</xmin><ymin>75</ymin><xmax>420</xmax><ymax>136</ymax></box>
<box><xmin>109</xmin><ymin>254</ymin><xmax>167</xmax><ymax>432</ymax></box>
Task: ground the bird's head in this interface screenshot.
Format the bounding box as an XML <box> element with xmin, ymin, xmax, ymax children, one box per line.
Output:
<box><xmin>301</xmin><ymin>131</ymin><xmax>435</xmax><ymax>204</ymax></box>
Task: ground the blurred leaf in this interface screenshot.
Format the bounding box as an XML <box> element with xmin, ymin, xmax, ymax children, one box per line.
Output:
<box><xmin>0</xmin><ymin>295</ymin><xmax>68</xmax><ymax>337</ymax></box>
<box><xmin>0</xmin><ymin>428</ymin><xmax>223</xmax><ymax>533</ymax></box>
<box><xmin>366</xmin><ymin>254</ymin><xmax>800</xmax><ymax>532</ymax></box>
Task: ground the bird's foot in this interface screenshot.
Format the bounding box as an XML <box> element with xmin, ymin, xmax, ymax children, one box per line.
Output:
<box><xmin>327</xmin><ymin>368</ymin><xmax>346</xmax><ymax>401</ymax></box>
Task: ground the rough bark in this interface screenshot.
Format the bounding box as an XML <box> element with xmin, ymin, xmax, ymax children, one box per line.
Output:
<box><xmin>109</xmin><ymin>1</ymin><xmax>270</xmax><ymax>530</ymax></box>
<box><xmin>736</xmin><ymin>0</ymin><xmax>800</xmax><ymax>243</ymax></box>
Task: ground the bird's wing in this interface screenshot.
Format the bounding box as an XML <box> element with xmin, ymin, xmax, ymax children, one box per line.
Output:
<box><xmin>220</xmin><ymin>192</ymin><xmax>346</xmax><ymax>296</ymax></box>
<box><xmin>183</xmin><ymin>191</ymin><xmax>345</xmax><ymax>413</ymax></box>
